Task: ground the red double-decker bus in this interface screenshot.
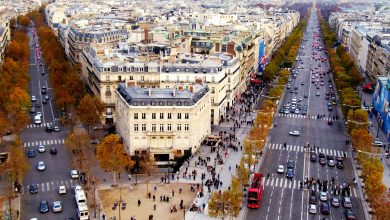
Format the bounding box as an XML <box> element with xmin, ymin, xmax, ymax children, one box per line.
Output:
<box><xmin>247</xmin><ymin>173</ymin><xmax>264</xmax><ymax>208</ymax></box>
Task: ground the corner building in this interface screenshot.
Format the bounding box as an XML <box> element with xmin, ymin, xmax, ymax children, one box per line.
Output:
<box><xmin>115</xmin><ymin>82</ymin><xmax>211</xmax><ymax>163</ymax></box>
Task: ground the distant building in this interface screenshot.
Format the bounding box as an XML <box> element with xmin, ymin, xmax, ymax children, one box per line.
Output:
<box><xmin>115</xmin><ymin>82</ymin><xmax>211</xmax><ymax>163</ymax></box>
<box><xmin>366</xmin><ymin>35</ymin><xmax>390</xmax><ymax>80</ymax></box>
<box><xmin>0</xmin><ymin>15</ymin><xmax>10</xmax><ymax>65</ymax></box>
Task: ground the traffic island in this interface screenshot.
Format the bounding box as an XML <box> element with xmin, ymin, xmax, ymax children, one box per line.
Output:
<box><xmin>98</xmin><ymin>183</ymin><xmax>197</xmax><ymax>220</ymax></box>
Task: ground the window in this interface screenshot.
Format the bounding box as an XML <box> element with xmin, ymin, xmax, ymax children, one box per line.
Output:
<box><xmin>168</xmin><ymin>113</ymin><xmax>172</xmax><ymax>119</ymax></box>
<box><xmin>118</xmin><ymin>76</ymin><xmax>122</xmax><ymax>81</ymax></box>
<box><xmin>167</xmin><ymin>124</ymin><xmax>172</xmax><ymax>131</ymax></box>
<box><xmin>134</xmin><ymin>124</ymin><xmax>139</xmax><ymax>132</ymax></box>
<box><xmin>152</xmin><ymin>113</ymin><xmax>156</xmax><ymax>119</ymax></box>
<box><xmin>152</xmin><ymin>124</ymin><xmax>156</xmax><ymax>132</ymax></box>
<box><xmin>185</xmin><ymin>113</ymin><xmax>189</xmax><ymax>119</ymax></box>
<box><xmin>141</xmin><ymin>76</ymin><xmax>145</xmax><ymax>81</ymax></box>
<box><xmin>177</xmin><ymin>113</ymin><xmax>181</xmax><ymax>119</ymax></box>
<box><xmin>185</xmin><ymin>124</ymin><xmax>189</xmax><ymax>131</ymax></box>
<box><xmin>134</xmin><ymin>113</ymin><xmax>138</xmax><ymax>119</ymax></box>
<box><xmin>141</xmin><ymin>124</ymin><xmax>146</xmax><ymax>131</ymax></box>
<box><xmin>160</xmin><ymin>113</ymin><xmax>164</xmax><ymax>119</ymax></box>
<box><xmin>130</xmin><ymin>76</ymin><xmax>133</xmax><ymax>80</ymax></box>
<box><xmin>106</xmin><ymin>76</ymin><xmax>110</xmax><ymax>81</ymax></box>
<box><xmin>142</xmin><ymin>113</ymin><xmax>146</xmax><ymax>119</ymax></box>
<box><xmin>159</xmin><ymin>124</ymin><xmax>164</xmax><ymax>132</ymax></box>
<box><xmin>177</xmin><ymin>124</ymin><xmax>182</xmax><ymax>131</ymax></box>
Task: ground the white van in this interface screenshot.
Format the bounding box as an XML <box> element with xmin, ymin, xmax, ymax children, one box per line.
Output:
<box><xmin>34</xmin><ymin>115</ymin><xmax>41</xmax><ymax>124</ymax></box>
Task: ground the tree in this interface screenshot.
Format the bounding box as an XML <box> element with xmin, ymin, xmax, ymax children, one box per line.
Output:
<box><xmin>0</xmin><ymin>112</ymin><xmax>11</xmax><ymax>143</ymax></box>
<box><xmin>65</xmin><ymin>130</ymin><xmax>93</xmax><ymax>185</ymax></box>
<box><xmin>4</xmin><ymin>139</ymin><xmax>30</xmax><ymax>197</ymax></box>
<box><xmin>139</xmin><ymin>153</ymin><xmax>159</xmax><ymax>196</ymax></box>
<box><xmin>18</xmin><ymin>15</ymin><xmax>30</xmax><ymax>28</ymax></box>
<box><xmin>96</xmin><ymin>134</ymin><xmax>135</xmax><ymax>186</ymax></box>
<box><xmin>351</xmin><ymin>128</ymin><xmax>373</xmax><ymax>153</ymax></box>
<box><xmin>76</xmin><ymin>94</ymin><xmax>105</xmax><ymax>131</ymax></box>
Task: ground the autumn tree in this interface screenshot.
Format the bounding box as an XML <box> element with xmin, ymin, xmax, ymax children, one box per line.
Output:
<box><xmin>18</xmin><ymin>15</ymin><xmax>30</xmax><ymax>28</ymax></box>
<box><xmin>351</xmin><ymin>128</ymin><xmax>373</xmax><ymax>153</ymax></box>
<box><xmin>0</xmin><ymin>112</ymin><xmax>11</xmax><ymax>143</ymax></box>
<box><xmin>76</xmin><ymin>94</ymin><xmax>106</xmax><ymax>131</ymax></box>
<box><xmin>6</xmin><ymin>87</ymin><xmax>30</xmax><ymax>133</ymax></box>
<box><xmin>65</xmin><ymin>130</ymin><xmax>93</xmax><ymax>185</ymax></box>
<box><xmin>96</xmin><ymin>134</ymin><xmax>135</xmax><ymax>186</ymax></box>
<box><xmin>4</xmin><ymin>139</ymin><xmax>30</xmax><ymax>197</ymax></box>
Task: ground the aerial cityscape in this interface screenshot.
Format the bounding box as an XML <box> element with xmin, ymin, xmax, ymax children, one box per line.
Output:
<box><xmin>0</xmin><ymin>0</ymin><xmax>389</xmax><ymax>220</ymax></box>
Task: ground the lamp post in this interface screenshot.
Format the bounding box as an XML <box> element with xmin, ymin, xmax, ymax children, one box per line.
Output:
<box><xmin>93</xmin><ymin>178</ymin><xmax>96</xmax><ymax>218</ymax></box>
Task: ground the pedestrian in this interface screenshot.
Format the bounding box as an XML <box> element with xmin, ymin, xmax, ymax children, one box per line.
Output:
<box><xmin>172</xmin><ymin>189</ymin><xmax>175</xmax><ymax>197</ymax></box>
<box><xmin>154</xmin><ymin>204</ymin><xmax>157</xmax><ymax>211</ymax></box>
<box><xmin>153</xmin><ymin>195</ymin><xmax>155</xmax><ymax>201</ymax></box>
<box><xmin>138</xmin><ymin>199</ymin><xmax>141</xmax><ymax>207</ymax></box>
<box><xmin>102</xmin><ymin>213</ymin><xmax>106</xmax><ymax>220</ymax></box>
<box><xmin>154</xmin><ymin>186</ymin><xmax>157</xmax><ymax>192</ymax></box>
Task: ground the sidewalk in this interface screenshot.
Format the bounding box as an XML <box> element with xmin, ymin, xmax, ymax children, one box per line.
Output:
<box><xmin>182</xmin><ymin>87</ymin><xmax>265</xmax><ymax>220</ymax></box>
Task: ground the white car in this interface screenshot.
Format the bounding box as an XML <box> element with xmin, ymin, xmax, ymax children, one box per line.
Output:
<box><xmin>38</xmin><ymin>145</ymin><xmax>45</xmax><ymax>153</ymax></box>
<box><xmin>31</xmin><ymin>96</ymin><xmax>36</xmax><ymax>102</ymax></box>
<box><xmin>58</xmin><ymin>185</ymin><xmax>66</xmax><ymax>195</ymax></box>
<box><xmin>277</xmin><ymin>165</ymin><xmax>284</xmax><ymax>174</ymax></box>
<box><xmin>37</xmin><ymin>161</ymin><xmax>45</xmax><ymax>171</ymax></box>
<box><xmin>372</xmin><ymin>141</ymin><xmax>384</xmax><ymax>147</ymax></box>
<box><xmin>320</xmin><ymin>192</ymin><xmax>328</xmax><ymax>202</ymax></box>
<box><xmin>36</xmin><ymin>112</ymin><xmax>42</xmax><ymax>118</ymax></box>
<box><xmin>309</xmin><ymin>204</ymin><xmax>317</xmax><ymax>214</ymax></box>
<box><xmin>70</xmin><ymin>170</ymin><xmax>79</xmax><ymax>179</ymax></box>
<box><xmin>52</xmin><ymin>201</ymin><xmax>62</xmax><ymax>213</ymax></box>
<box><xmin>289</xmin><ymin>131</ymin><xmax>300</xmax><ymax>136</ymax></box>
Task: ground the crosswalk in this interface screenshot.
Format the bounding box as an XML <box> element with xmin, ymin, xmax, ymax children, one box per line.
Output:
<box><xmin>263</xmin><ymin>177</ymin><xmax>358</xmax><ymax>197</ymax></box>
<box><xmin>276</xmin><ymin>113</ymin><xmax>338</xmax><ymax>121</ymax></box>
<box><xmin>23</xmin><ymin>139</ymin><xmax>65</xmax><ymax>147</ymax></box>
<box><xmin>26</xmin><ymin>122</ymin><xmax>51</xmax><ymax>128</ymax></box>
<box><xmin>267</xmin><ymin>143</ymin><xmax>346</xmax><ymax>158</ymax></box>
<box><xmin>23</xmin><ymin>179</ymin><xmax>77</xmax><ymax>194</ymax></box>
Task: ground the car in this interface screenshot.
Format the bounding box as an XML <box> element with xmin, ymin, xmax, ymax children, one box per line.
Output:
<box><xmin>295</xmin><ymin>90</ymin><xmax>298</xmax><ymax>94</ymax></box>
<box><xmin>27</xmin><ymin>149</ymin><xmax>36</xmax><ymax>158</ymax></box>
<box><xmin>327</xmin><ymin>159</ymin><xmax>335</xmax><ymax>167</ymax></box>
<box><xmin>42</xmin><ymin>99</ymin><xmax>47</xmax><ymax>104</ymax></box>
<box><xmin>50</xmin><ymin>147</ymin><xmax>57</xmax><ymax>155</ymax></box>
<box><xmin>44</xmin><ymin>95</ymin><xmax>49</xmax><ymax>100</ymax></box>
<box><xmin>290</xmin><ymin>90</ymin><xmax>293</xmax><ymax>93</ymax></box>
<box><xmin>336</xmin><ymin>156</ymin><xmax>344</xmax><ymax>162</ymax></box>
<box><xmin>318</xmin><ymin>152</ymin><xmax>325</xmax><ymax>158</ymax></box>
<box><xmin>319</xmin><ymin>192</ymin><xmax>328</xmax><ymax>202</ymax></box>
<box><xmin>286</xmin><ymin>84</ymin><xmax>291</xmax><ymax>89</ymax></box>
<box><xmin>331</xmin><ymin>197</ymin><xmax>340</xmax><ymax>207</ymax></box>
<box><xmin>343</xmin><ymin>197</ymin><xmax>352</xmax><ymax>208</ymax></box>
<box><xmin>58</xmin><ymin>185</ymin><xmax>66</xmax><ymax>195</ymax></box>
<box><xmin>327</xmin><ymin>106</ymin><xmax>332</xmax><ymax>111</ymax></box>
<box><xmin>45</xmin><ymin>124</ymin><xmax>53</xmax><ymax>132</ymax></box>
<box><xmin>326</xmin><ymin>155</ymin><xmax>334</xmax><ymax>160</ymax></box>
<box><xmin>279</xmin><ymin>108</ymin><xmax>284</xmax><ymax>113</ymax></box>
<box><xmin>301</xmin><ymin>82</ymin><xmax>305</xmax><ymax>85</ymax></box>
<box><xmin>287</xmin><ymin>160</ymin><xmax>295</xmax><ymax>169</ymax></box>
<box><xmin>277</xmin><ymin>165</ymin><xmax>284</xmax><ymax>174</ymax></box>
<box><xmin>320</xmin><ymin>203</ymin><xmax>330</xmax><ymax>215</ymax></box>
<box><xmin>38</xmin><ymin>145</ymin><xmax>45</xmax><ymax>153</ymax></box>
<box><xmin>284</xmin><ymin>109</ymin><xmax>290</xmax><ymax>114</ymax></box>
<box><xmin>372</xmin><ymin>140</ymin><xmax>384</xmax><ymax>147</ymax></box>
<box><xmin>35</xmin><ymin>102</ymin><xmax>41</xmax><ymax>108</ymax></box>
<box><xmin>336</xmin><ymin>161</ymin><xmax>344</xmax><ymax>169</ymax></box>
<box><xmin>29</xmin><ymin>184</ymin><xmax>38</xmax><ymax>194</ymax></box>
<box><xmin>31</xmin><ymin>96</ymin><xmax>37</xmax><ymax>102</ymax></box>
<box><xmin>37</xmin><ymin>161</ymin><xmax>46</xmax><ymax>171</ymax></box>
<box><xmin>316</xmin><ymin>92</ymin><xmax>320</xmax><ymax>96</ymax></box>
<box><xmin>309</xmin><ymin>191</ymin><xmax>317</xmax><ymax>204</ymax></box>
<box><xmin>310</xmin><ymin>152</ymin><xmax>317</xmax><ymax>162</ymax></box>
<box><xmin>41</xmin><ymin>86</ymin><xmax>47</xmax><ymax>94</ymax></box>
<box><xmin>52</xmin><ymin>201</ymin><xmax>62</xmax><ymax>213</ymax></box>
<box><xmin>309</xmin><ymin>204</ymin><xmax>317</xmax><ymax>214</ymax></box>
<box><xmin>30</xmin><ymin>107</ymin><xmax>36</xmax><ymax>113</ymax></box>
<box><xmin>289</xmin><ymin>131</ymin><xmax>300</xmax><ymax>136</ymax></box>
<box><xmin>286</xmin><ymin>168</ymin><xmax>294</xmax><ymax>179</ymax></box>
<box><xmin>36</xmin><ymin>112</ymin><xmax>42</xmax><ymax>118</ymax></box>
<box><xmin>70</xmin><ymin>170</ymin><xmax>79</xmax><ymax>179</ymax></box>
<box><xmin>54</xmin><ymin>125</ymin><xmax>61</xmax><ymax>132</ymax></box>
<box><xmin>294</xmin><ymin>109</ymin><xmax>300</xmax><ymax>114</ymax></box>
<box><xmin>327</xmin><ymin>120</ymin><xmax>333</xmax><ymax>125</ymax></box>
<box><xmin>345</xmin><ymin>210</ymin><xmax>356</xmax><ymax>220</ymax></box>
<box><xmin>39</xmin><ymin>200</ymin><xmax>49</xmax><ymax>213</ymax></box>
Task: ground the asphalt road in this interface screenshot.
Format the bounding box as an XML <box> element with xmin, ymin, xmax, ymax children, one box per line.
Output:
<box><xmin>246</xmin><ymin>8</ymin><xmax>364</xmax><ymax>220</ymax></box>
<box><xmin>20</xmin><ymin>23</ymin><xmax>78</xmax><ymax>220</ymax></box>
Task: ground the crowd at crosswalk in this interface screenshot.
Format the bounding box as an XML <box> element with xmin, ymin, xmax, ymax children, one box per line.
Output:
<box><xmin>266</xmin><ymin>143</ymin><xmax>346</xmax><ymax>158</ymax></box>
<box><xmin>275</xmin><ymin>113</ymin><xmax>339</xmax><ymax>121</ymax></box>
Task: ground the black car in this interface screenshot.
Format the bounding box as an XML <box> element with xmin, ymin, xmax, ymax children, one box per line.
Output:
<box><xmin>39</xmin><ymin>200</ymin><xmax>49</xmax><ymax>213</ymax></box>
<box><xmin>29</xmin><ymin>184</ymin><xmax>38</xmax><ymax>194</ymax></box>
<box><xmin>41</xmin><ymin>86</ymin><xmax>47</xmax><ymax>94</ymax></box>
<box><xmin>326</xmin><ymin>155</ymin><xmax>334</xmax><ymax>160</ymax></box>
<box><xmin>35</xmin><ymin>102</ymin><xmax>41</xmax><ymax>108</ymax></box>
<box><xmin>309</xmin><ymin>191</ymin><xmax>317</xmax><ymax>204</ymax></box>
<box><xmin>310</xmin><ymin>152</ymin><xmax>317</xmax><ymax>162</ymax></box>
<box><xmin>42</xmin><ymin>99</ymin><xmax>47</xmax><ymax>104</ymax></box>
<box><xmin>27</xmin><ymin>149</ymin><xmax>36</xmax><ymax>158</ymax></box>
<box><xmin>50</xmin><ymin>147</ymin><xmax>57</xmax><ymax>155</ymax></box>
<box><xmin>344</xmin><ymin>210</ymin><xmax>356</xmax><ymax>220</ymax></box>
<box><xmin>318</xmin><ymin>152</ymin><xmax>325</xmax><ymax>158</ymax></box>
<box><xmin>336</xmin><ymin>161</ymin><xmax>344</xmax><ymax>169</ymax></box>
<box><xmin>319</xmin><ymin>158</ymin><xmax>326</xmax><ymax>165</ymax></box>
<box><xmin>287</xmin><ymin>160</ymin><xmax>295</xmax><ymax>169</ymax></box>
<box><xmin>279</xmin><ymin>108</ymin><xmax>284</xmax><ymax>113</ymax></box>
<box><xmin>45</xmin><ymin>124</ymin><xmax>53</xmax><ymax>132</ymax></box>
<box><xmin>320</xmin><ymin>203</ymin><xmax>330</xmax><ymax>215</ymax></box>
<box><xmin>336</xmin><ymin>156</ymin><xmax>344</xmax><ymax>162</ymax></box>
<box><xmin>286</xmin><ymin>168</ymin><xmax>294</xmax><ymax>179</ymax></box>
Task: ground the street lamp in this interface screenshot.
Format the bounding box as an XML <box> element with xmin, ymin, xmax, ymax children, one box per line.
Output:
<box><xmin>92</xmin><ymin>178</ymin><xmax>96</xmax><ymax>218</ymax></box>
